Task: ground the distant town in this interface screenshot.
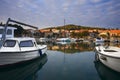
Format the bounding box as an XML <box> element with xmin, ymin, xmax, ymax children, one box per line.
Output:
<box><xmin>0</xmin><ymin>22</ymin><xmax>120</xmax><ymax>42</ymax></box>
<box><xmin>39</xmin><ymin>24</ymin><xmax>120</xmax><ymax>42</ymax></box>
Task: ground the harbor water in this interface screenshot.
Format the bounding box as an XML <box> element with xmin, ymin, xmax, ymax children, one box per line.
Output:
<box><xmin>0</xmin><ymin>42</ymin><xmax>120</xmax><ymax>80</ymax></box>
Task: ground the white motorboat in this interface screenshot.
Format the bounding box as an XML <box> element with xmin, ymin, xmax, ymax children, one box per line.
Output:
<box><xmin>0</xmin><ymin>37</ymin><xmax>47</xmax><ymax>66</ymax></box>
<box><xmin>95</xmin><ymin>45</ymin><xmax>120</xmax><ymax>72</ymax></box>
<box><xmin>39</xmin><ymin>38</ymin><xmax>48</xmax><ymax>42</ymax></box>
<box><xmin>95</xmin><ymin>37</ymin><xmax>104</xmax><ymax>43</ymax></box>
<box><xmin>56</xmin><ymin>38</ymin><xmax>71</xmax><ymax>42</ymax></box>
<box><xmin>0</xmin><ymin>18</ymin><xmax>47</xmax><ymax>66</ymax></box>
<box><xmin>56</xmin><ymin>41</ymin><xmax>70</xmax><ymax>45</ymax></box>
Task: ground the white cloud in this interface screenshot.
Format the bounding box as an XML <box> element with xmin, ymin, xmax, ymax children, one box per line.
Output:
<box><xmin>0</xmin><ymin>0</ymin><xmax>120</xmax><ymax>28</ymax></box>
<box><xmin>94</xmin><ymin>1</ymin><xmax>113</xmax><ymax>8</ymax></box>
<box><xmin>62</xmin><ymin>3</ymin><xmax>70</xmax><ymax>11</ymax></box>
<box><xmin>74</xmin><ymin>0</ymin><xmax>87</xmax><ymax>5</ymax></box>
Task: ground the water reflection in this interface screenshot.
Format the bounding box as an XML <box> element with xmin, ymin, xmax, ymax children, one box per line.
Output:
<box><xmin>47</xmin><ymin>42</ymin><xmax>95</xmax><ymax>53</ymax></box>
<box><xmin>94</xmin><ymin>61</ymin><xmax>120</xmax><ymax>80</ymax></box>
<box><xmin>0</xmin><ymin>54</ymin><xmax>47</xmax><ymax>80</ymax></box>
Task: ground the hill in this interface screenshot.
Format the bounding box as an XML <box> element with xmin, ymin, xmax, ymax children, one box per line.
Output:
<box><xmin>43</xmin><ymin>24</ymin><xmax>107</xmax><ymax>30</ymax></box>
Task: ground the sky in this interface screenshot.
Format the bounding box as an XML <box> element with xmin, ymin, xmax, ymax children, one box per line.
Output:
<box><xmin>0</xmin><ymin>0</ymin><xmax>120</xmax><ymax>29</ymax></box>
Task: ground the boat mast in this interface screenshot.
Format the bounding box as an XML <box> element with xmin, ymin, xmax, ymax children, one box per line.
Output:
<box><xmin>64</xmin><ymin>19</ymin><xmax>66</xmax><ymax>38</ymax></box>
<box><xmin>1</xmin><ymin>18</ymin><xmax>10</xmax><ymax>42</ymax></box>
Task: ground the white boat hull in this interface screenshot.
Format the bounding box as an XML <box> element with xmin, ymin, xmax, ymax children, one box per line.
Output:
<box><xmin>0</xmin><ymin>46</ymin><xmax>47</xmax><ymax>66</ymax></box>
<box><xmin>97</xmin><ymin>53</ymin><xmax>120</xmax><ymax>72</ymax></box>
<box><xmin>95</xmin><ymin>46</ymin><xmax>120</xmax><ymax>72</ymax></box>
<box><xmin>0</xmin><ymin>51</ymin><xmax>39</xmax><ymax>65</ymax></box>
<box><xmin>38</xmin><ymin>45</ymin><xmax>47</xmax><ymax>54</ymax></box>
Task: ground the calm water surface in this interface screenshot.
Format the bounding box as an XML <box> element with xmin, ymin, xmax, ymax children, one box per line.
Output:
<box><xmin>0</xmin><ymin>42</ymin><xmax>120</xmax><ymax>80</ymax></box>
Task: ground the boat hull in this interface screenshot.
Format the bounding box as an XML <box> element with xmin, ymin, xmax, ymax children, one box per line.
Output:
<box><xmin>0</xmin><ymin>46</ymin><xmax>47</xmax><ymax>66</ymax></box>
<box><xmin>96</xmin><ymin>51</ymin><xmax>120</xmax><ymax>72</ymax></box>
<box><xmin>38</xmin><ymin>45</ymin><xmax>47</xmax><ymax>55</ymax></box>
<box><xmin>0</xmin><ymin>50</ymin><xmax>40</xmax><ymax>66</ymax></box>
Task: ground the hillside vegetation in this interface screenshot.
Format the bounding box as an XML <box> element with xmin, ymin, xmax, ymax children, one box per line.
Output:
<box><xmin>44</xmin><ymin>24</ymin><xmax>107</xmax><ymax>30</ymax></box>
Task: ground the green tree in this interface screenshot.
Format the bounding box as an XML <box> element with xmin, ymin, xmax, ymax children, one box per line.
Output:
<box><xmin>8</xmin><ymin>24</ymin><xmax>24</xmax><ymax>37</ymax></box>
<box><xmin>82</xmin><ymin>31</ymin><xmax>89</xmax><ymax>37</ymax></box>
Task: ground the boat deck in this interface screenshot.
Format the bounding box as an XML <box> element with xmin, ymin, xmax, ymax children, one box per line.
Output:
<box><xmin>95</xmin><ymin>46</ymin><xmax>120</xmax><ymax>58</ymax></box>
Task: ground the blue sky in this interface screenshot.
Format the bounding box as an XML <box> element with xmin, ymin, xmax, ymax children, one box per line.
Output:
<box><xmin>0</xmin><ymin>0</ymin><xmax>120</xmax><ymax>29</ymax></box>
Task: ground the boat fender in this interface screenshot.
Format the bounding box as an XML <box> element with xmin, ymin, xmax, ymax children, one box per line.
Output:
<box><xmin>95</xmin><ymin>53</ymin><xmax>100</xmax><ymax>62</ymax></box>
<box><xmin>39</xmin><ymin>49</ymin><xmax>42</xmax><ymax>56</ymax></box>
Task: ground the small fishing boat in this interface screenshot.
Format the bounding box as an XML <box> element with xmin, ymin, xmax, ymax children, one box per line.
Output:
<box><xmin>56</xmin><ymin>41</ymin><xmax>70</xmax><ymax>45</ymax></box>
<box><xmin>0</xmin><ymin>37</ymin><xmax>47</xmax><ymax>66</ymax></box>
<box><xmin>0</xmin><ymin>18</ymin><xmax>47</xmax><ymax>66</ymax></box>
<box><xmin>95</xmin><ymin>37</ymin><xmax>104</xmax><ymax>43</ymax></box>
<box><xmin>56</xmin><ymin>38</ymin><xmax>71</xmax><ymax>42</ymax></box>
<box><xmin>95</xmin><ymin>45</ymin><xmax>120</xmax><ymax>72</ymax></box>
<box><xmin>39</xmin><ymin>37</ymin><xmax>48</xmax><ymax>42</ymax></box>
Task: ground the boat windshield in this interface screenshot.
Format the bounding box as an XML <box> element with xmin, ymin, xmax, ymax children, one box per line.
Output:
<box><xmin>19</xmin><ymin>40</ymin><xmax>34</xmax><ymax>47</ymax></box>
<box><xmin>7</xmin><ymin>29</ymin><xmax>12</xmax><ymax>35</ymax></box>
<box><xmin>3</xmin><ymin>40</ymin><xmax>16</xmax><ymax>47</ymax></box>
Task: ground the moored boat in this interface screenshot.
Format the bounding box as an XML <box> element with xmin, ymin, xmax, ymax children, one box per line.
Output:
<box><xmin>0</xmin><ymin>37</ymin><xmax>47</xmax><ymax>66</ymax></box>
<box><xmin>95</xmin><ymin>37</ymin><xmax>104</xmax><ymax>43</ymax></box>
<box><xmin>39</xmin><ymin>37</ymin><xmax>48</xmax><ymax>42</ymax></box>
<box><xmin>56</xmin><ymin>38</ymin><xmax>71</xmax><ymax>42</ymax></box>
<box><xmin>0</xmin><ymin>18</ymin><xmax>47</xmax><ymax>66</ymax></box>
<box><xmin>95</xmin><ymin>45</ymin><xmax>120</xmax><ymax>72</ymax></box>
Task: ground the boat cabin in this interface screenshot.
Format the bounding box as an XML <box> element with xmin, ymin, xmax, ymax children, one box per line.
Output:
<box><xmin>0</xmin><ymin>26</ymin><xmax>17</xmax><ymax>39</ymax></box>
<box><xmin>0</xmin><ymin>38</ymin><xmax>38</xmax><ymax>52</ymax></box>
